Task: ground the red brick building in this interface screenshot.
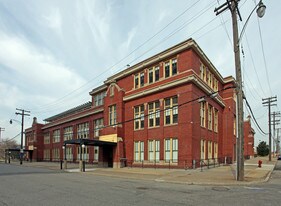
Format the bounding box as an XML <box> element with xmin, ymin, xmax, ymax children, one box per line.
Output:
<box><xmin>25</xmin><ymin>38</ymin><xmax>254</xmax><ymax>168</ymax></box>
<box><xmin>244</xmin><ymin>115</ymin><xmax>255</xmax><ymax>158</ymax></box>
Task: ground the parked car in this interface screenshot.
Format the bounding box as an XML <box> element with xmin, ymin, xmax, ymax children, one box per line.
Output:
<box><xmin>278</xmin><ymin>155</ymin><xmax>281</xmax><ymax>160</ymax></box>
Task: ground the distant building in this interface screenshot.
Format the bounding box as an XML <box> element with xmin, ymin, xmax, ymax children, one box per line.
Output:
<box><xmin>25</xmin><ymin>38</ymin><xmax>254</xmax><ymax>168</ymax></box>
<box><xmin>244</xmin><ymin>115</ymin><xmax>255</xmax><ymax>159</ymax></box>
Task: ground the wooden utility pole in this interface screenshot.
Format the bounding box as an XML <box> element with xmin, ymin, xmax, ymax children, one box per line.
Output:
<box><xmin>271</xmin><ymin>111</ymin><xmax>280</xmax><ymax>156</ymax></box>
<box><xmin>15</xmin><ymin>108</ymin><xmax>30</xmax><ymax>164</ymax></box>
<box><xmin>215</xmin><ymin>0</ymin><xmax>244</xmax><ymax>181</ymax></box>
<box><xmin>262</xmin><ymin>96</ymin><xmax>277</xmax><ymax>161</ymax></box>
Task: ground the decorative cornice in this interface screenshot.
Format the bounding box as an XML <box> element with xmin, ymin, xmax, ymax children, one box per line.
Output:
<box><xmin>89</xmin><ymin>84</ymin><xmax>107</xmax><ymax>95</ymax></box>
<box><xmin>105</xmin><ymin>38</ymin><xmax>194</xmax><ymax>84</ymax></box>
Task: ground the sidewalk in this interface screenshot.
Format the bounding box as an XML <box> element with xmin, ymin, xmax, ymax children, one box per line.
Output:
<box><xmin>8</xmin><ymin>156</ymin><xmax>277</xmax><ymax>186</ymax></box>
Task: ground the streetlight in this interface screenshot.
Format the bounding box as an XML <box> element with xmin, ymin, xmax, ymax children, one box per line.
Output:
<box><xmin>215</xmin><ymin>0</ymin><xmax>266</xmax><ymax>181</ymax></box>
<box><xmin>81</xmin><ymin>144</ymin><xmax>85</xmax><ymax>172</ymax></box>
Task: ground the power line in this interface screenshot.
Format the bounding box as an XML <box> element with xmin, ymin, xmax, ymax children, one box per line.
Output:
<box><xmin>256</xmin><ymin>17</ymin><xmax>272</xmax><ymax>95</ymax></box>
<box><xmin>3</xmin><ymin>132</ymin><xmax>21</xmax><ymax>142</ymax></box>
<box><xmin>57</xmin><ymin>86</ymin><xmax>236</xmax><ymax>137</ymax></box>
<box><xmin>244</xmin><ymin>96</ymin><xmax>266</xmax><ymax>135</ymax></box>
<box><xmin>30</xmin><ymin>0</ymin><xmax>208</xmax><ymax>114</ymax></box>
<box><xmin>31</xmin><ymin>1</ymin><xmax>218</xmax><ymax>117</ymax></box>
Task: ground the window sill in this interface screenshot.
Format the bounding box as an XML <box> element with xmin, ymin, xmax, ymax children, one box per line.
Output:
<box><xmin>148</xmin><ymin>126</ymin><xmax>160</xmax><ymax>129</ymax></box>
<box><xmin>134</xmin><ymin>128</ymin><xmax>145</xmax><ymax>131</ymax></box>
<box><xmin>164</xmin><ymin>123</ymin><xmax>178</xmax><ymax>127</ymax></box>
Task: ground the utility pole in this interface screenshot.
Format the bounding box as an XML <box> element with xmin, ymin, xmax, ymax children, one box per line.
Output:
<box><xmin>272</xmin><ymin>111</ymin><xmax>280</xmax><ymax>156</ymax></box>
<box><xmin>215</xmin><ymin>0</ymin><xmax>244</xmax><ymax>181</ymax></box>
<box><xmin>0</xmin><ymin>127</ymin><xmax>5</xmax><ymax>142</ymax></box>
<box><xmin>277</xmin><ymin>128</ymin><xmax>281</xmax><ymax>155</ymax></box>
<box><xmin>15</xmin><ymin>108</ymin><xmax>30</xmax><ymax>164</ymax></box>
<box><xmin>262</xmin><ymin>96</ymin><xmax>277</xmax><ymax>161</ymax></box>
<box><xmin>214</xmin><ymin>0</ymin><xmax>267</xmax><ymax>181</ymax></box>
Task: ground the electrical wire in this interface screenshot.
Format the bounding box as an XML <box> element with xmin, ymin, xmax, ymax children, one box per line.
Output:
<box><xmin>3</xmin><ymin>132</ymin><xmax>21</xmax><ymax>142</ymax></box>
<box><xmin>31</xmin><ymin>1</ymin><xmax>218</xmax><ymax>117</ymax></box>
<box><xmin>57</xmin><ymin>86</ymin><xmax>236</xmax><ymax>136</ymax></box>
<box><xmin>244</xmin><ymin>96</ymin><xmax>267</xmax><ymax>135</ymax></box>
<box><xmin>29</xmin><ymin>0</ymin><xmax>207</xmax><ymax>113</ymax></box>
<box><xmin>256</xmin><ymin>16</ymin><xmax>273</xmax><ymax>95</ymax></box>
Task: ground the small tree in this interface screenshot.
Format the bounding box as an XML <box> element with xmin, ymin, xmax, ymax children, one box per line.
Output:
<box><xmin>0</xmin><ymin>139</ymin><xmax>19</xmax><ymax>160</ymax></box>
<box><xmin>257</xmin><ymin>141</ymin><xmax>269</xmax><ymax>156</ymax></box>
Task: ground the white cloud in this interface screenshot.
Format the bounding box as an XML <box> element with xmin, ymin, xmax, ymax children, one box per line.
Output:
<box><xmin>0</xmin><ymin>82</ymin><xmax>22</xmax><ymax>110</ymax></box>
<box><xmin>43</xmin><ymin>8</ymin><xmax>62</xmax><ymax>36</ymax></box>
<box><xmin>0</xmin><ymin>32</ymin><xmax>85</xmax><ymax>96</ymax></box>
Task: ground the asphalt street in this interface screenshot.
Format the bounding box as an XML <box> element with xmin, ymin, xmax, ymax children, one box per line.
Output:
<box><xmin>0</xmin><ymin>161</ymin><xmax>280</xmax><ymax>206</ymax></box>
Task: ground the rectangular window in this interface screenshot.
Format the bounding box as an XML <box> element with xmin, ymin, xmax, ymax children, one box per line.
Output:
<box><xmin>140</xmin><ymin>141</ymin><xmax>144</xmax><ymax>161</ymax></box>
<box><xmin>165</xmin><ymin>62</ymin><xmax>170</xmax><ymax>78</ymax></box>
<box><xmin>172</xmin><ymin>59</ymin><xmax>177</xmax><ymax>75</ymax></box>
<box><xmin>134</xmin><ymin>141</ymin><xmax>144</xmax><ymax>162</ymax></box>
<box><xmin>215</xmin><ymin>79</ymin><xmax>219</xmax><ymax>92</ymax></box>
<box><xmin>165</xmin><ymin>138</ymin><xmax>178</xmax><ymax>163</ymax></box>
<box><xmin>44</xmin><ymin>132</ymin><xmax>50</xmax><ymax>144</ymax></box>
<box><xmin>165</xmin><ymin>139</ymin><xmax>170</xmax><ymax>162</ymax></box>
<box><xmin>148</xmin><ymin>66</ymin><xmax>160</xmax><ymax>84</ymax></box>
<box><xmin>94</xmin><ymin>146</ymin><xmax>99</xmax><ymax>161</ymax></box>
<box><xmin>94</xmin><ymin>92</ymin><xmax>105</xmax><ymax>107</ymax></box>
<box><xmin>53</xmin><ymin>129</ymin><xmax>60</xmax><ymax>143</ymax></box>
<box><xmin>134</xmin><ymin>105</ymin><xmax>144</xmax><ymax>130</ymax></box>
<box><xmin>148</xmin><ymin>140</ymin><xmax>153</xmax><ymax>161</ymax></box>
<box><xmin>155</xmin><ymin>140</ymin><xmax>160</xmax><ymax>161</ymax></box>
<box><xmin>172</xmin><ymin>138</ymin><xmax>178</xmax><ymax>163</ymax></box>
<box><xmin>200</xmin><ymin>63</ymin><xmax>204</xmax><ymax>79</ymax></box>
<box><xmin>52</xmin><ymin>148</ymin><xmax>60</xmax><ymax>160</ymax></box>
<box><xmin>134</xmin><ymin>74</ymin><xmax>139</xmax><ymax>89</ymax></box>
<box><xmin>63</xmin><ymin>126</ymin><xmax>73</xmax><ymax>141</ymax></box>
<box><xmin>208</xmin><ymin>141</ymin><xmax>212</xmax><ymax>159</ymax></box>
<box><xmin>200</xmin><ymin>102</ymin><xmax>206</xmax><ymax>127</ymax></box>
<box><xmin>164</xmin><ymin>96</ymin><xmax>178</xmax><ymax>125</ymax></box>
<box><xmin>77</xmin><ymin>122</ymin><xmax>89</xmax><ymax>139</ymax></box>
<box><xmin>148</xmin><ymin>101</ymin><xmax>160</xmax><ymax>127</ymax></box>
<box><xmin>165</xmin><ymin>59</ymin><xmax>177</xmax><ymax>78</ymax></box>
<box><xmin>140</xmin><ymin>72</ymin><xmax>144</xmax><ymax>87</ymax></box>
<box><xmin>148</xmin><ymin>68</ymin><xmax>154</xmax><ymax>84</ymax></box>
<box><xmin>66</xmin><ymin>147</ymin><xmax>73</xmax><ymax>161</ymax></box>
<box><xmin>94</xmin><ymin>118</ymin><xmax>103</xmax><ymax>137</ymax></box>
<box><xmin>208</xmin><ymin>105</ymin><xmax>213</xmax><ymax>130</ymax></box>
<box><xmin>77</xmin><ymin>146</ymin><xmax>89</xmax><ymax>161</ymax></box>
<box><xmin>109</xmin><ymin>105</ymin><xmax>117</xmax><ymax>126</ymax></box>
<box><xmin>214</xmin><ymin>109</ymin><xmax>218</xmax><ymax>132</ymax></box>
<box><xmin>214</xmin><ymin>142</ymin><xmax>218</xmax><ymax>159</ymax></box>
<box><xmin>155</xmin><ymin>66</ymin><xmax>160</xmax><ymax>81</ymax></box>
<box><xmin>200</xmin><ymin>139</ymin><xmax>206</xmax><ymax>160</ymax></box>
<box><xmin>44</xmin><ymin>149</ymin><xmax>50</xmax><ymax>160</ymax></box>
<box><xmin>148</xmin><ymin>140</ymin><xmax>160</xmax><ymax>162</ymax></box>
<box><xmin>134</xmin><ymin>141</ymin><xmax>139</xmax><ymax>162</ymax></box>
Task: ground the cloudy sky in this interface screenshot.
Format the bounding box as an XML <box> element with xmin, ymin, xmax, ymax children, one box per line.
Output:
<box><xmin>0</xmin><ymin>0</ymin><xmax>280</xmax><ymax>147</ymax></box>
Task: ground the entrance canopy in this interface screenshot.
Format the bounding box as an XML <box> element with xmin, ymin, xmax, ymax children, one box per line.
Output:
<box><xmin>5</xmin><ymin>148</ymin><xmax>33</xmax><ymax>152</ymax></box>
<box><xmin>63</xmin><ymin>139</ymin><xmax>117</xmax><ymax>147</ymax></box>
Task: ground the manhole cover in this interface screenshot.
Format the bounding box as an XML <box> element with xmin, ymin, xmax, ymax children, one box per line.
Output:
<box><xmin>212</xmin><ymin>187</ymin><xmax>230</xmax><ymax>191</ymax></box>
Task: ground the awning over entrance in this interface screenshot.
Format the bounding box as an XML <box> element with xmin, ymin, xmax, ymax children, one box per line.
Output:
<box><xmin>63</xmin><ymin>139</ymin><xmax>117</xmax><ymax>146</ymax></box>
<box><xmin>5</xmin><ymin>148</ymin><xmax>33</xmax><ymax>152</ymax></box>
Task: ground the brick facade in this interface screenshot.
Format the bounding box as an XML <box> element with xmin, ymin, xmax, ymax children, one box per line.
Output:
<box><xmin>25</xmin><ymin>38</ymin><xmax>255</xmax><ymax>168</ymax></box>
